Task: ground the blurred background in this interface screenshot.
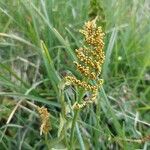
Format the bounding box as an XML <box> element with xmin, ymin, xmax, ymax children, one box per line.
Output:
<box><xmin>0</xmin><ymin>0</ymin><xmax>150</xmax><ymax>149</ymax></box>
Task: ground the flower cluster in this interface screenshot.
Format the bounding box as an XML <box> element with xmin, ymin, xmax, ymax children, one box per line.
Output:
<box><xmin>37</xmin><ymin>106</ymin><xmax>51</xmax><ymax>135</ymax></box>
<box><xmin>65</xmin><ymin>19</ymin><xmax>105</xmax><ymax>109</ymax></box>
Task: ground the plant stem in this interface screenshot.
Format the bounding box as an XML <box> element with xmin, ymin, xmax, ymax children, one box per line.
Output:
<box><xmin>45</xmin><ymin>134</ymin><xmax>50</xmax><ymax>150</ymax></box>
<box><xmin>70</xmin><ymin>109</ymin><xmax>79</xmax><ymax>149</ymax></box>
<box><xmin>70</xmin><ymin>88</ymin><xmax>85</xmax><ymax>150</ymax></box>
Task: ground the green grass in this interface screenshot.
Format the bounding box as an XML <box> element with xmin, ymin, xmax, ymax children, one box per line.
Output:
<box><xmin>0</xmin><ymin>0</ymin><xmax>150</xmax><ymax>149</ymax></box>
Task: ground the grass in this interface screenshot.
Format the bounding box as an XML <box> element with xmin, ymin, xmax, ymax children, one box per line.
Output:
<box><xmin>0</xmin><ymin>0</ymin><xmax>150</xmax><ymax>149</ymax></box>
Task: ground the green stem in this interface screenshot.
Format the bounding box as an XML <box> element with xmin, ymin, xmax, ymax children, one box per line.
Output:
<box><xmin>45</xmin><ymin>134</ymin><xmax>50</xmax><ymax>150</ymax></box>
<box><xmin>70</xmin><ymin>88</ymin><xmax>85</xmax><ymax>150</ymax></box>
<box><xmin>70</xmin><ymin>110</ymin><xmax>79</xmax><ymax>149</ymax></box>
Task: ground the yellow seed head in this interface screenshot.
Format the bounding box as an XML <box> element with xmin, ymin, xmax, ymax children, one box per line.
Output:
<box><xmin>37</xmin><ymin>106</ymin><xmax>51</xmax><ymax>135</ymax></box>
<box><xmin>65</xmin><ymin>19</ymin><xmax>105</xmax><ymax>109</ymax></box>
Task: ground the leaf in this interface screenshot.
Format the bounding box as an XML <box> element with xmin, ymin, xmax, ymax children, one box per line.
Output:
<box><xmin>57</xmin><ymin>114</ymin><xmax>66</xmax><ymax>137</ymax></box>
<box><xmin>40</xmin><ymin>41</ymin><xmax>60</xmax><ymax>94</ymax></box>
<box><xmin>0</xmin><ymin>92</ymin><xmax>60</xmax><ymax>107</ymax></box>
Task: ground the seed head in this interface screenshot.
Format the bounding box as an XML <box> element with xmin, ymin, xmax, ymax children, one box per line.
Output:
<box><xmin>37</xmin><ymin>106</ymin><xmax>51</xmax><ymax>135</ymax></box>
<box><xmin>65</xmin><ymin>19</ymin><xmax>105</xmax><ymax>109</ymax></box>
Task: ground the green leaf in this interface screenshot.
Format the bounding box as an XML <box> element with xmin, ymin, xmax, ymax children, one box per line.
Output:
<box><xmin>0</xmin><ymin>92</ymin><xmax>60</xmax><ymax>107</ymax></box>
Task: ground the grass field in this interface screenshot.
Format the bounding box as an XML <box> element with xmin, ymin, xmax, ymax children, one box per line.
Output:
<box><xmin>0</xmin><ymin>0</ymin><xmax>150</xmax><ymax>149</ymax></box>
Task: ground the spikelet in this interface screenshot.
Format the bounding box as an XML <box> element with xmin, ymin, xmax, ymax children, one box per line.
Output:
<box><xmin>37</xmin><ymin>106</ymin><xmax>51</xmax><ymax>135</ymax></box>
<box><xmin>65</xmin><ymin>19</ymin><xmax>105</xmax><ymax>109</ymax></box>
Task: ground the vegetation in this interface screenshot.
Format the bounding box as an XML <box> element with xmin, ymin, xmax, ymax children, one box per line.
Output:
<box><xmin>0</xmin><ymin>0</ymin><xmax>150</xmax><ymax>149</ymax></box>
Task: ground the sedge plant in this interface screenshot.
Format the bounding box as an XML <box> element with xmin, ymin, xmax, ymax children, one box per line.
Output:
<box><xmin>64</xmin><ymin>18</ymin><xmax>105</xmax><ymax>149</ymax></box>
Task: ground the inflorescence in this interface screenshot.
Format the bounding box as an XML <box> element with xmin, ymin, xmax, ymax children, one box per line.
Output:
<box><xmin>65</xmin><ymin>19</ymin><xmax>105</xmax><ymax>109</ymax></box>
<box><xmin>37</xmin><ymin>106</ymin><xmax>51</xmax><ymax>135</ymax></box>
